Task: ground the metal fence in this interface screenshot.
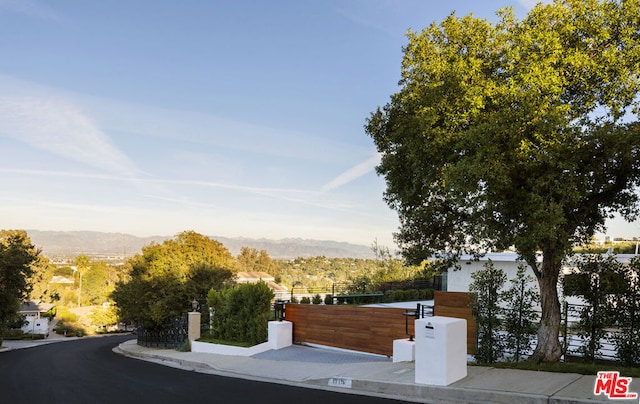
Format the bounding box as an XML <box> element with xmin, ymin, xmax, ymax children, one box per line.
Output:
<box><xmin>288</xmin><ymin>277</ymin><xmax>444</xmax><ymax>302</ymax></box>
<box><xmin>561</xmin><ymin>302</ymin><xmax>621</xmax><ymax>362</ymax></box>
<box><xmin>474</xmin><ymin>302</ymin><xmax>622</xmax><ymax>362</ymax></box>
<box><xmin>137</xmin><ymin>315</ymin><xmax>188</xmax><ymax>349</ymax></box>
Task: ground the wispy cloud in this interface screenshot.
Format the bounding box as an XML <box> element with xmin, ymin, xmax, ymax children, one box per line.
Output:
<box><xmin>0</xmin><ymin>97</ymin><xmax>141</xmax><ymax>176</ymax></box>
<box><xmin>0</xmin><ymin>167</ymin><xmax>361</xmax><ymax>212</ymax></box>
<box><xmin>321</xmin><ymin>153</ymin><xmax>381</xmax><ymax>192</ymax></box>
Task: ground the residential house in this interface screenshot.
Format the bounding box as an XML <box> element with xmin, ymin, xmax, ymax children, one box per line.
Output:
<box><xmin>236</xmin><ymin>271</ymin><xmax>289</xmax><ymax>300</ymax></box>
<box><xmin>18</xmin><ymin>300</ymin><xmax>55</xmax><ymax>336</ymax></box>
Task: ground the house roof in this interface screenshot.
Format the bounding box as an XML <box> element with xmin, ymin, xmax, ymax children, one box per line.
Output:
<box><xmin>266</xmin><ymin>281</ymin><xmax>287</xmax><ymax>292</ymax></box>
<box><xmin>50</xmin><ymin>275</ymin><xmax>75</xmax><ymax>284</ymax></box>
<box><xmin>458</xmin><ymin>252</ymin><xmax>639</xmax><ymax>264</ymax></box>
<box><xmin>236</xmin><ymin>271</ymin><xmax>275</xmax><ymax>281</ymax></box>
<box><xmin>19</xmin><ymin>300</ymin><xmax>55</xmax><ymax>313</ymax></box>
<box><xmin>458</xmin><ymin>252</ymin><xmax>536</xmax><ymax>262</ymax></box>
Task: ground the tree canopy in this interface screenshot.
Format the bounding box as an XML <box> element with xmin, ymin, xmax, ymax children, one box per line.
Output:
<box><xmin>366</xmin><ymin>0</ymin><xmax>640</xmax><ymax>361</ymax></box>
<box><xmin>111</xmin><ymin>231</ymin><xmax>236</xmax><ymax>328</ymax></box>
<box><xmin>236</xmin><ymin>247</ymin><xmax>280</xmax><ymax>280</ymax></box>
<box><xmin>0</xmin><ymin>230</ymin><xmax>40</xmax><ymax>339</ymax></box>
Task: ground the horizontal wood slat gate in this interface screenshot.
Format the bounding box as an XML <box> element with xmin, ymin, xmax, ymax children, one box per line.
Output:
<box><xmin>433</xmin><ymin>291</ymin><xmax>476</xmax><ymax>354</ymax></box>
<box><xmin>285</xmin><ymin>292</ymin><xmax>476</xmax><ymax>357</ymax></box>
<box><xmin>285</xmin><ymin>305</ymin><xmax>414</xmax><ymax>357</ymax></box>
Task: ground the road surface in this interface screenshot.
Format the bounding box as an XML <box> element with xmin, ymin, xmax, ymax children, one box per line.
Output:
<box><xmin>0</xmin><ymin>335</ymin><xmax>410</xmax><ymax>404</ymax></box>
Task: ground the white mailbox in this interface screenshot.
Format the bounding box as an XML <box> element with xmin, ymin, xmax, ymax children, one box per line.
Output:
<box><xmin>415</xmin><ymin>316</ymin><xmax>467</xmax><ymax>386</ymax></box>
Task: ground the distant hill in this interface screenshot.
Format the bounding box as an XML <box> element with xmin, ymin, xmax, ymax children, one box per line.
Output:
<box><xmin>26</xmin><ymin>230</ymin><xmax>376</xmax><ymax>260</ymax></box>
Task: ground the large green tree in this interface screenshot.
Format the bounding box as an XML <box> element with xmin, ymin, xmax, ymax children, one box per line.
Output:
<box><xmin>0</xmin><ymin>230</ymin><xmax>40</xmax><ymax>340</ymax></box>
<box><xmin>236</xmin><ymin>247</ymin><xmax>280</xmax><ymax>280</ymax></box>
<box><xmin>366</xmin><ymin>0</ymin><xmax>640</xmax><ymax>361</ymax></box>
<box><xmin>111</xmin><ymin>231</ymin><xmax>236</xmax><ymax>328</ymax></box>
<box><xmin>82</xmin><ymin>260</ymin><xmax>120</xmax><ymax>306</ymax></box>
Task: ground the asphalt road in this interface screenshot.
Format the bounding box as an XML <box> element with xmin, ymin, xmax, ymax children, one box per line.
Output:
<box><xmin>0</xmin><ymin>335</ymin><xmax>410</xmax><ymax>404</ymax></box>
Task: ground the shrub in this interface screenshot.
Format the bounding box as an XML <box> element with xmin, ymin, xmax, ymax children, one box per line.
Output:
<box><xmin>610</xmin><ymin>256</ymin><xmax>640</xmax><ymax>367</ymax></box>
<box><xmin>324</xmin><ymin>294</ymin><xmax>333</xmax><ymax>305</ymax></box>
<box><xmin>566</xmin><ymin>254</ymin><xmax>621</xmax><ymax>363</ymax></box>
<box><xmin>3</xmin><ymin>329</ymin><xmax>25</xmax><ymax>340</ymax></box>
<box><xmin>384</xmin><ymin>288</ymin><xmax>434</xmax><ymax>303</ymax></box>
<box><xmin>501</xmin><ymin>265</ymin><xmax>539</xmax><ymax>362</ymax></box>
<box><xmin>24</xmin><ymin>333</ymin><xmax>46</xmax><ymax>340</ymax></box>
<box><xmin>207</xmin><ymin>281</ymin><xmax>274</xmax><ymax>346</ymax></box>
<box><xmin>56</xmin><ymin>308</ymin><xmax>78</xmax><ymax>323</ymax></box>
<box><xmin>300</xmin><ymin>296</ymin><xmax>311</xmax><ymax>304</ymax></box>
<box><xmin>470</xmin><ymin>260</ymin><xmax>506</xmax><ymax>364</ymax></box>
<box><xmin>384</xmin><ymin>289</ymin><xmax>396</xmax><ymax>302</ymax></box>
<box><xmin>53</xmin><ymin>321</ymin><xmax>86</xmax><ymax>337</ymax></box>
<box><xmin>312</xmin><ymin>294</ymin><xmax>323</xmax><ymax>304</ymax></box>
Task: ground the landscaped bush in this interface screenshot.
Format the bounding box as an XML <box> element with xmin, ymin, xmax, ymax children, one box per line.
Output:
<box><xmin>53</xmin><ymin>320</ymin><xmax>85</xmax><ymax>337</ymax></box>
<box><xmin>22</xmin><ymin>333</ymin><xmax>46</xmax><ymax>340</ymax></box>
<box><xmin>610</xmin><ymin>256</ymin><xmax>640</xmax><ymax>367</ymax></box>
<box><xmin>3</xmin><ymin>329</ymin><xmax>26</xmax><ymax>340</ymax></box>
<box><xmin>383</xmin><ymin>288</ymin><xmax>434</xmax><ymax>303</ymax></box>
<box><xmin>324</xmin><ymin>294</ymin><xmax>333</xmax><ymax>305</ymax></box>
<box><xmin>56</xmin><ymin>308</ymin><xmax>78</xmax><ymax>323</ymax></box>
<box><xmin>470</xmin><ymin>261</ymin><xmax>507</xmax><ymax>364</ymax></box>
<box><xmin>207</xmin><ymin>281</ymin><xmax>274</xmax><ymax>346</ymax></box>
<box><xmin>312</xmin><ymin>294</ymin><xmax>323</xmax><ymax>304</ymax></box>
<box><xmin>300</xmin><ymin>296</ymin><xmax>311</xmax><ymax>304</ymax></box>
<box><xmin>501</xmin><ymin>265</ymin><xmax>539</xmax><ymax>362</ymax></box>
<box><xmin>3</xmin><ymin>330</ymin><xmax>47</xmax><ymax>341</ymax></box>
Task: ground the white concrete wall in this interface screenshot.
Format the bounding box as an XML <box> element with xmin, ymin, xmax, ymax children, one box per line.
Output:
<box><xmin>446</xmin><ymin>253</ymin><xmax>538</xmax><ymax>293</ymax></box>
<box><xmin>191</xmin><ymin>340</ymin><xmax>272</xmax><ymax>356</ymax></box>
<box><xmin>191</xmin><ymin>321</ymin><xmax>292</xmax><ymax>356</ymax></box>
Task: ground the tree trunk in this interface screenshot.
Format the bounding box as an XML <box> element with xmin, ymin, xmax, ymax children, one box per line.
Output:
<box><xmin>530</xmin><ymin>253</ymin><xmax>563</xmax><ymax>362</ymax></box>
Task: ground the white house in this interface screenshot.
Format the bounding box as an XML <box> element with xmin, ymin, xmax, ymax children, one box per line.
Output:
<box><xmin>446</xmin><ymin>253</ymin><xmax>539</xmax><ymax>293</ymax></box>
<box><xmin>236</xmin><ymin>271</ymin><xmax>289</xmax><ymax>301</ymax></box>
<box><xmin>446</xmin><ymin>252</ymin><xmax>639</xmax><ymax>307</ymax></box>
<box><xmin>18</xmin><ymin>300</ymin><xmax>54</xmax><ymax>336</ymax></box>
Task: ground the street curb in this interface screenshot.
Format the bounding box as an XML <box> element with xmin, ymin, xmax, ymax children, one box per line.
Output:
<box><xmin>113</xmin><ymin>342</ymin><xmax>621</xmax><ymax>404</ymax></box>
<box><xmin>113</xmin><ymin>343</ymin><xmax>433</xmax><ymax>403</ymax></box>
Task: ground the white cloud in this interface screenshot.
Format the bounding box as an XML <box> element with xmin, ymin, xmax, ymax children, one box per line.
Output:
<box><xmin>321</xmin><ymin>153</ymin><xmax>381</xmax><ymax>192</ymax></box>
<box><xmin>0</xmin><ymin>97</ymin><xmax>141</xmax><ymax>176</ymax></box>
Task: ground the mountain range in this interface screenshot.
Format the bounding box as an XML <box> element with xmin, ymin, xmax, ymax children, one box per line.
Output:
<box><xmin>26</xmin><ymin>230</ymin><xmax>377</xmax><ymax>260</ymax></box>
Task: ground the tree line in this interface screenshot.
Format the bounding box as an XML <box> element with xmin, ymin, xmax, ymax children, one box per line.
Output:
<box><xmin>1</xmin><ymin>229</ymin><xmax>432</xmax><ymax>338</ymax></box>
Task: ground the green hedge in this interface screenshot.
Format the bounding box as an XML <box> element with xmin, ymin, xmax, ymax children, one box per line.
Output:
<box><xmin>383</xmin><ymin>288</ymin><xmax>434</xmax><ymax>303</ymax></box>
<box><xmin>207</xmin><ymin>281</ymin><xmax>274</xmax><ymax>346</ymax></box>
<box><xmin>3</xmin><ymin>330</ymin><xmax>47</xmax><ymax>340</ymax></box>
<box><xmin>3</xmin><ymin>329</ymin><xmax>26</xmax><ymax>340</ymax></box>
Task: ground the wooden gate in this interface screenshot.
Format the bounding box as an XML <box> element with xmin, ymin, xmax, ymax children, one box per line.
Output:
<box><xmin>285</xmin><ymin>292</ymin><xmax>476</xmax><ymax>356</ymax></box>
<box><xmin>433</xmin><ymin>291</ymin><xmax>476</xmax><ymax>354</ymax></box>
<box><xmin>284</xmin><ymin>305</ymin><xmax>414</xmax><ymax>357</ymax></box>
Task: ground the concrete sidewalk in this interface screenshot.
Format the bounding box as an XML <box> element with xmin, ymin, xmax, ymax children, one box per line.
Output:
<box><xmin>114</xmin><ymin>339</ymin><xmax>639</xmax><ymax>404</ymax></box>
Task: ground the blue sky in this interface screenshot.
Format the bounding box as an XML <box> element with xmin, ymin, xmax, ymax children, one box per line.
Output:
<box><xmin>0</xmin><ymin>0</ymin><xmax>636</xmax><ymax>248</ymax></box>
